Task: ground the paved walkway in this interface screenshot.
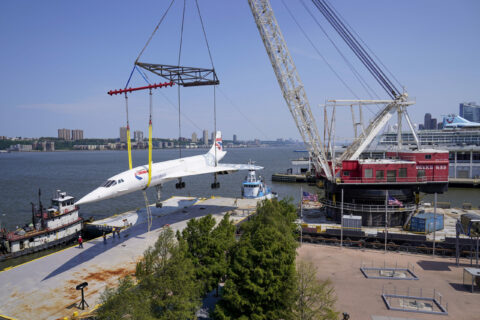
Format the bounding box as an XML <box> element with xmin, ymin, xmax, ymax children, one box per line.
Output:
<box><xmin>298</xmin><ymin>243</ymin><xmax>480</xmax><ymax>320</ymax></box>
<box><xmin>0</xmin><ymin>196</ymin><xmax>257</xmax><ymax>320</ymax></box>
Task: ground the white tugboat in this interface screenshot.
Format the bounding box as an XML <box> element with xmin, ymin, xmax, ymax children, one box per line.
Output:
<box><xmin>242</xmin><ymin>167</ymin><xmax>277</xmax><ymax>200</ymax></box>
<box><xmin>0</xmin><ymin>190</ymin><xmax>83</xmax><ymax>260</ymax></box>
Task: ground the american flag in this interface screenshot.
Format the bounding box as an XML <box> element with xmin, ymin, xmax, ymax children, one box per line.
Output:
<box><xmin>388</xmin><ymin>196</ymin><xmax>403</xmax><ymax>207</ymax></box>
<box><xmin>302</xmin><ymin>192</ymin><xmax>318</xmax><ymax>202</ymax></box>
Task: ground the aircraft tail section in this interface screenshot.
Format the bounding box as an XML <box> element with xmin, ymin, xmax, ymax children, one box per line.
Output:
<box><xmin>443</xmin><ymin>114</ymin><xmax>480</xmax><ymax>128</ymax></box>
<box><xmin>207</xmin><ymin>131</ymin><xmax>226</xmax><ymax>162</ymax></box>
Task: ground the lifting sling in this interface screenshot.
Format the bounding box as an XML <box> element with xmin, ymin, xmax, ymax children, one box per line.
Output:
<box><xmin>146</xmin><ymin>89</ymin><xmax>153</xmax><ymax>188</ymax></box>
<box><xmin>124</xmin><ymin>93</ymin><xmax>133</xmax><ymax>170</ymax></box>
<box><xmin>143</xmin><ymin>89</ymin><xmax>154</xmax><ymax>232</ymax></box>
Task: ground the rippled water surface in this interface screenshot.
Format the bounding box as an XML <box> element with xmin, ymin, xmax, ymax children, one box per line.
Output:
<box><xmin>0</xmin><ymin>147</ymin><xmax>318</xmax><ymax>230</ymax></box>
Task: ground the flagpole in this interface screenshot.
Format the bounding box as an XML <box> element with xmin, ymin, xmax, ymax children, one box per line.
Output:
<box><xmin>340</xmin><ymin>188</ymin><xmax>344</xmax><ymax>248</ymax></box>
<box><xmin>433</xmin><ymin>192</ymin><xmax>437</xmax><ymax>256</ymax></box>
<box><xmin>385</xmin><ymin>190</ymin><xmax>388</xmax><ymax>253</ymax></box>
<box><xmin>300</xmin><ymin>186</ymin><xmax>303</xmax><ymax>247</ymax></box>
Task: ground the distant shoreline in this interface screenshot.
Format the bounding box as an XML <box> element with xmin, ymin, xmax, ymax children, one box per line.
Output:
<box><xmin>0</xmin><ymin>145</ymin><xmax>301</xmax><ymax>153</ymax></box>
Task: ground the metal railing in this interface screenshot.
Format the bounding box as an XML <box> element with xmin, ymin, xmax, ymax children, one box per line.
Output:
<box><xmin>320</xmin><ymin>199</ymin><xmax>415</xmax><ymax>213</ymax></box>
<box><xmin>382</xmin><ymin>285</ymin><xmax>448</xmax><ymax>315</ymax></box>
<box><xmin>339</xmin><ymin>175</ymin><xmax>448</xmax><ymax>184</ymax></box>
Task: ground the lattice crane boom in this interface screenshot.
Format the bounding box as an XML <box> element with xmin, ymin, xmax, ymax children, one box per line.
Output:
<box><xmin>248</xmin><ymin>0</ymin><xmax>332</xmax><ymax>180</ymax></box>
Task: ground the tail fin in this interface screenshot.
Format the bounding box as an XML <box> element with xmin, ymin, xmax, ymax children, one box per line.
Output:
<box><xmin>207</xmin><ymin>131</ymin><xmax>226</xmax><ymax>162</ymax></box>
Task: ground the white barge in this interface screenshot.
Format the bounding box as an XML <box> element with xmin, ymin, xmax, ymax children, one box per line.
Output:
<box><xmin>0</xmin><ymin>190</ymin><xmax>83</xmax><ymax>260</ymax></box>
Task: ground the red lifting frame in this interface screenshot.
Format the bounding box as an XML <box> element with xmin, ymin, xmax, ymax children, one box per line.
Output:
<box><xmin>107</xmin><ymin>81</ymin><xmax>175</xmax><ymax>96</ymax></box>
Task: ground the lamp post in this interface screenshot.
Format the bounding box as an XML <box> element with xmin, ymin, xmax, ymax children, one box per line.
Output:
<box><xmin>385</xmin><ymin>190</ymin><xmax>388</xmax><ymax>253</ymax></box>
<box><xmin>341</xmin><ymin>188</ymin><xmax>344</xmax><ymax>247</ymax></box>
<box><xmin>433</xmin><ymin>193</ymin><xmax>437</xmax><ymax>256</ymax></box>
<box><xmin>300</xmin><ymin>187</ymin><xmax>303</xmax><ymax>246</ymax></box>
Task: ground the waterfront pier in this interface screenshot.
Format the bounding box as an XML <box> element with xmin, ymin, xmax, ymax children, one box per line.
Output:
<box><xmin>0</xmin><ymin>196</ymin><xmax>258</xmax><ymax>320</ymax></box>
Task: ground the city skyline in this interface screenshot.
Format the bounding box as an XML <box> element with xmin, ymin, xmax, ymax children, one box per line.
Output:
<box><xmin>0</xmin><ymin>1</ymin><xmax>478</xmax><ymax>141</ymax></box>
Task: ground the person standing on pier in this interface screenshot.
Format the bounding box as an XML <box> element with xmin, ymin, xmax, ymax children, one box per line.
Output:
<box><xmin>103</xmin><ymin>231</ymin><xmax>107</xmax><ymax>244</ymax></box>
<box><xmin>78</xmin><ymin>235</ymin><xmax>83</xmax><ymax>248</ymax></box>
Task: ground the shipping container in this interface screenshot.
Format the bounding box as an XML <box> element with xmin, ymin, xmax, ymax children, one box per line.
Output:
<box><xmin>342</xmin><ymin>215</ymin><xmax>362</xmax><ymax>230</ymax></box>
<box><xmin>410</xmin><ymin>213</ymin><xmax>444</xmax><ymax>233</ymax></box>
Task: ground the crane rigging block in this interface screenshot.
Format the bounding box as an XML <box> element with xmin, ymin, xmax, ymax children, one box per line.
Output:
<box><xmin>135</xmin><ymin>62</ymin><xmax>219</xmax><ymax>87</ymax></box>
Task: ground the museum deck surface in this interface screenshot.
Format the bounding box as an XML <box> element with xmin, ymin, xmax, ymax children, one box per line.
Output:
<box><xmin>0</xmin><ymin>196</ymin><xmax>257</xmax><ymax>320</ymax></box>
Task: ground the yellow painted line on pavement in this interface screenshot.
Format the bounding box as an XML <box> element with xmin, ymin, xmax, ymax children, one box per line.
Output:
<box><xmin>0</xmin><ymin>234</ymin><xmax>105</xmax><ymax>273</ymax></box>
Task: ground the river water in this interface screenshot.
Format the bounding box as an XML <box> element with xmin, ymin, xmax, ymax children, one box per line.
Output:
<box><xmin>0</xmin><ymin>148</ymin><xmax>478</xmax><ymax>231</ymax></box>
<box><xmin>0</xmin><ymin>147</ymin><xmax>478</xmax><ymax>269</ymax></box>
<box><xmin>0</xmin><ymin>147</ymin><xmax>320</xmax><ymax>231</ymax></box>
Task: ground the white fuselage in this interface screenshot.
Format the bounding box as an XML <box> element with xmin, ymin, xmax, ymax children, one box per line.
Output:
<box><xmin>76</xmin><ymin>152</ymin><xmax>223</xmax><ymax>205</ymax></box>
<box><xmin>76</xmin><ymin>131</ymin><xmax>263</xmax><ymax>206</ymax></box>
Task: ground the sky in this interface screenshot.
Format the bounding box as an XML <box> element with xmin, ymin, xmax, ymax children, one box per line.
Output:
<box><xmin>0</xmin><ymin>0</ymin><xmax>479</xmax><ymax>141</ymax></box>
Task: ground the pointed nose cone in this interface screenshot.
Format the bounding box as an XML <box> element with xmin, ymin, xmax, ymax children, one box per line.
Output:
<box><xmin>75</xmin><ymin>188</ymin><xmax>105</xmax><ymax>205</ymax></box>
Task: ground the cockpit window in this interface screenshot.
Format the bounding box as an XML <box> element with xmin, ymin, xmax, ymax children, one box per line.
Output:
<box><xmin>101</xmin><ymin>180</ymin><xmax>117</xmax><ymax>188</ymax></box>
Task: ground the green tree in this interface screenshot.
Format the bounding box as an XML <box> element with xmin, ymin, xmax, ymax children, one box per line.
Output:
<box><xmin>137</xmin><ymin>228</ymin><xmax>200</xmax><ymax>319</ymax></box>
<box><xmin>210</xmin><ymin>213</ymin><xmax>236</xmax><ymax>295</ymax></box>
<box><xmin>294</xmin><ymin>260</ymin><xmax>338</xmax><ymax>320</ymax></box>
<box><xmin>97</xmin><ymin>227</ymin><xmax>201</xmax><ymax>319</ymax></box>
<box><xmin>96</xmin><ymin>276</ymin><xmax>153</xmax><ymax>320</ymax></box>
<box><xmin>214</xmin><ymin>199</ymin><xmax>298</xmax><ymax>320</ymax></box>
<box><xmin>177</xmin><ymin>213</ymin><xmax>236</xmax><ymax>295</ymax></box>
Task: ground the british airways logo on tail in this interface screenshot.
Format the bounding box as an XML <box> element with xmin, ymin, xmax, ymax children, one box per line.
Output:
<box><xmin>215</xmin><ymin>138</ymin><xmax>222</xmax><ymax>151</ymax></box>
<box><xmin>135</xmin><ymin>169</ymin><xmax>148</xmax><ymax>180</ymax></box>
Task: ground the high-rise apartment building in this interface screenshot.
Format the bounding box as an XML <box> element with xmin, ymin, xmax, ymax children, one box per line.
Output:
<box><xmin>202</xmin><ymin>130</ymin><xmax>208</xmax><ymax>145</ymax></box>
<box><xmin>422</xmin><ymin>113</ymin><xmax>438</xmax><ymax>130</ymax></box>
<box><xmin>120</xmin><ymin>127</ymin><xmax>129</xmax><ymax>143</ymax></box>
<box><xmin>460</xmin><ymin>102</ymin><xmax>480</xmax><ymax>122</ymax></box>
<box><xmin>233</xmin><ymin>134</ymin><xmax>237</xmax><ymax>143</ymax></box>
<box><xmin>431</xmin><ymin>118</ymin><xmax>437</xmax><ymax>131</ymax></box>
<box><xmin>72</xmin><ymin>129</ymin><xmax>83</xmax><ymax>140</ymax></box>
<box><xmin>134</xmin><ymin>130</ymin><xmax>144</xmax><ymax>142</ymax></box>
<box><xmin>424</xmin><ymin>113</ymin><xmax>432</xmax><ymax>130</ymax></box>
<box><xmin>192</xmin><ymin>132</ymin><xmax>198</xmax><ymax>143</ymax></box>
<box><xmin>58</xmin><ymin>128</ymin><xmax>71</xmax><ymax>140</ymax></box>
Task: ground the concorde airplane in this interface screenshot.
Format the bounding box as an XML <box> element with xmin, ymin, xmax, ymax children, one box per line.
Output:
<box><xmin>75</xmin><ymin>132</ymin><xmax>262</xmax><ymax>206</ymax></box>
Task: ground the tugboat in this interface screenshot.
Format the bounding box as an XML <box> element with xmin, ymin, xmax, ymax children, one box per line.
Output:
<box><xmin>242</xmin><ymin>168</ymin><xmax>277</xmax><ymax>200</ymax></box>
<box><xmin>0</xmin><ymin>190</ymin><xmax>83</xmax><ymax>261</ymax></box>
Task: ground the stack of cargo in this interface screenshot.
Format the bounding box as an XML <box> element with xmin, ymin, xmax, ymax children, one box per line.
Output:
<box><xmin>342</xmin><ymin>215</ymin><xmax>362</xmax><ymax>231</ymax></box>
<box><xmin>410</xmin><ymin>213</ymin><xmax>444</xmax><ymax>234</ymax></box>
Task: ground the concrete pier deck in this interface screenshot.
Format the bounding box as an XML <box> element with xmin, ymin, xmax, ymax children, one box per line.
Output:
<box><xmin>0</xmin><ymin>196</ymin><xmax>258</xmax><ymax>320</ymax></box>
